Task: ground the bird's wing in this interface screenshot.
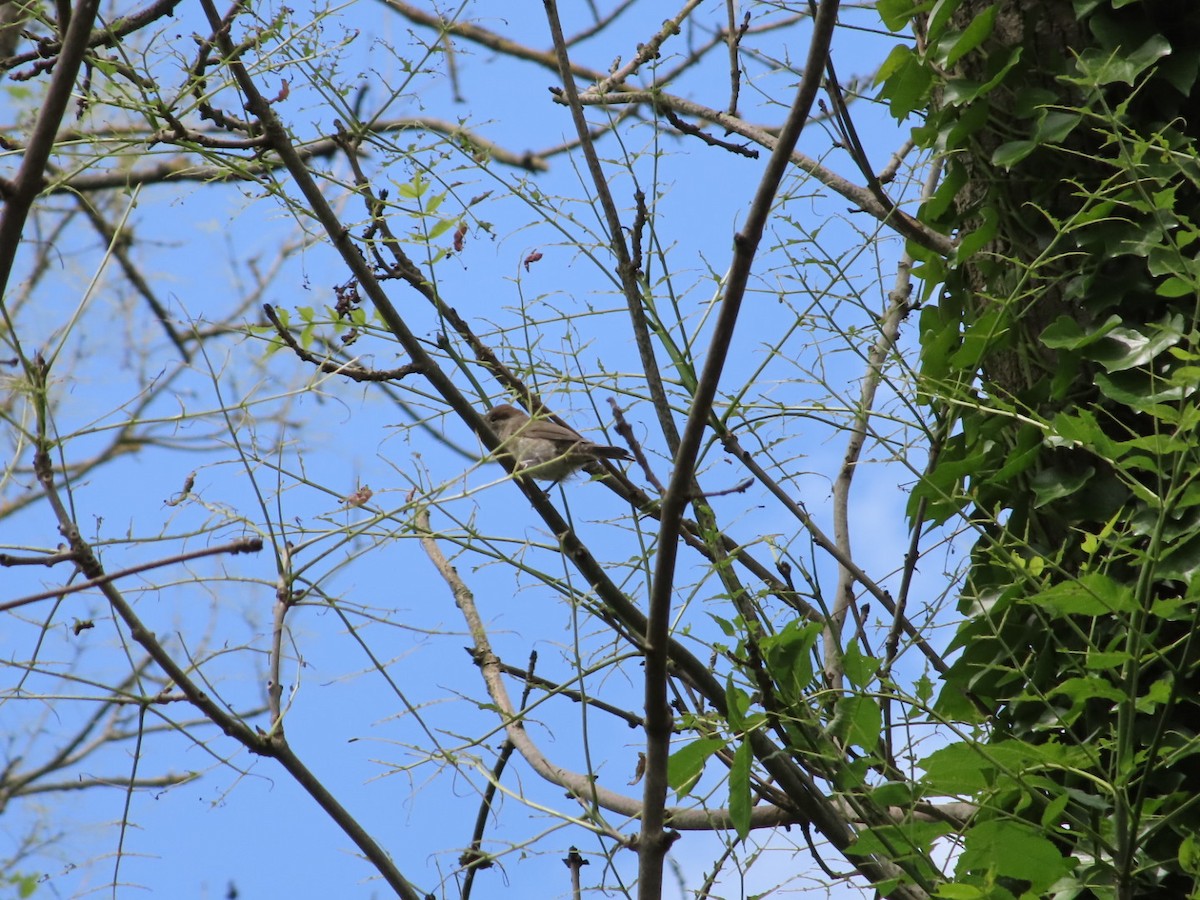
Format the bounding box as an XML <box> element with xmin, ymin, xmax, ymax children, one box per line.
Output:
<box><xmin>521</xmin><ymin>419</ymin><xmax>586</xmax><ymax>444</ymax></box>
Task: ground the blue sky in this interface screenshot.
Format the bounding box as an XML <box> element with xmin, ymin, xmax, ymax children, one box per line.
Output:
<box><xmin>0</xmin><ymin>2</ymin><xmax>966</xmax><ymax>898</ymax></box>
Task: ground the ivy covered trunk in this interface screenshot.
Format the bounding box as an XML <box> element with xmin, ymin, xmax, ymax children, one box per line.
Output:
<box><xmin>882</xmin><ymin>0</ymin><xmax>1200</xmax><ymax>895</ymax></box>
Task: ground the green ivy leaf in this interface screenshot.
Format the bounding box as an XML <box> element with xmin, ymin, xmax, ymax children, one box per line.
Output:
<box><xmin>924</xmin><ymin>0</ymin><xmax>961</xmax><ymax>47</ymax></box>
<box><xmin>1036</xmin><ymin>109</ymin><xmax>1082</xmax><ymax>143</ymax></box>
<box><xmin>921</xmin><ymin>162</ymin><xmax>967</xmax><ymax>220</ymax></box>
<box><xmin>944</xmin><ymin>5</ymin><xmax>997</xmax><ymax>67</ymax></box>
<box><xmin>1074</xmin><ymin>35</ymin><xmax>1171</xmax><ymax>87</ymax></box>
<box><xmin>1091</xmin><ymin>314</ymin><xmax>1185</xmax><ymax>372</ymax></box>
<box><xmin>876</xmin><ymin>45</ymin><xmax>935</xmax><ymax>119</ymax></box>
<box><xmin>942</xmin><ymin>46</ymin><xmax>1023</xmax><ymax>105</ymax></box>
<box><xmin>877</xmin><ymin>0</ymin><xmax>932</xmax><ymax>31</ymax></box>
<box><xmin>1040</xmin><ymin>314</ymin><xmax>1122</xmax><ymax>350</ymax></box>
<box><xmin>953</xmin><ymin>206</ymin><xmax>999</xmax><ymax>264</ymax></box>
<box><xmin>991</xmin><ymin>140</ymin><xmax>1037</xmax><ymax>169</ymax></box>
<box><xmin>940</xmin><ymin>7</ymin><xmax>998</xmax><ymax>67</ymax></box>
<box><xmin>1095</xmin><ymin>368</ymin><xmax>1192</xmax><ymax>412</ymax></box>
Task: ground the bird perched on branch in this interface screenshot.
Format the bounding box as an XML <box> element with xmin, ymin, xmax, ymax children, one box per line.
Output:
<box><xmin>485</xmin><ymin>404</ymin><xmax>632</xmax><ymax>482</ymax></box>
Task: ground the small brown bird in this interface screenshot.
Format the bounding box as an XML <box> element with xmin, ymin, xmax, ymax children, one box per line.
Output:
<box><xmin>484</xmin><ymin>404</ymin><xmax>632</xmax><ymax>482</ymax></box>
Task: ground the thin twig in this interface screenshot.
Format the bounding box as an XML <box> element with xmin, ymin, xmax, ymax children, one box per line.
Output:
<box><xmin>725</xmin><ymin>5</ymin><xmax>750</xmax><ymax>116</ymax></box>
<box><xmin>566</xmin><ymin>89</ymin><xmax>953</xmax><ymax>257</ymax></box>
<box><xmin>416</xmin><ymin>508</ymin><xmax>818</xmax><ymax>833</ymax></box>
<box><xmin>71</xmin><ymin>190</ymin><xmax>191</xmax><ymax>360</ymax></box>
<box><xmin>583</xmin><ymin>0</ymin><xmax>702</xmax><ymax>96</ymax></box>
<box><xmin>0</xmin><ymin>538</ymin><xmax>263</xmax><ymax>612</ymax></box>
<box><xmin>641</xmin><ymin>3</ymin><xmax>841</xmax><ymax>895</ymax></box>
<box><xmin>659</xmin><ymin>104</ymin><xmax>759</xmax><ymax>158</ymax></box>
<box><xmin>460</xmin><ymin>651</ymin><xmax>539</xmax><ymax>900</ymax></box>
<box><xmin>542</xmin><ymin>0</ymin><xmax>682</xmax><ymax>458</ymax></box>
<box><xmin>262</xmin><ymin>303</ymin><xmax>424</xmax><ymax>382</ymax></box>
<box><xmin>824</xmin><ymin>254</ymin><xmax>914</xmax><ymax>688</ymax></box>
<box><xmin>0</xmin><ymin>0</ymin><xmax>103</xmax><ymax>306</ymax></box>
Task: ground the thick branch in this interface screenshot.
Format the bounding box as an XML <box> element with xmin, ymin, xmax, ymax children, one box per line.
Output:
<box><xmin>0</xmin><ymin>0</ymin><xmax>103</xmax><ymax>307</ymax></box>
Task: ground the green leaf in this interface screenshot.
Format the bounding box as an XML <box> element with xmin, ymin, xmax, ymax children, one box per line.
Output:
<box><xmin>877</xmin><ymin>0</ymin><xmax>932</xmax><ymax>31</ymax></box>
<box><xmin>920</xmin><ymin>743</ymin><xmax>990</xmax><ymax>794</ymax></box>
<box><xmin>944</xmin><ymin>5</ymin><xmax>996</xmax><ymax>66</ymax></box>
<box><xmin>1028</xmin><ymin>573</ymin><xmax>1136</xmax><ymax>615</ymax></box>
<box><xmin>924</xmin><ymin>0</ymin><xmax>961</xmax><ymax>47</ymax></box>
<box><xmin>725</xmin><ymin>678</ymin><xmax>750</xmax><ymax>731</ymax></box>
<box><xmin>958</xmin><ymin>821</ymin><xmax>1072</xmax><ymax>891</ymax></box>
<box><xmin>921</xmin><ymin>161</ymin><xmax>966</xmax><ymax>220</ymax></box>
<box><xmin>876</xmin><ymin>45</ymin><xmax>935</xmax><ymax>119</ymax></box>
<box><xmin>1040</xmin><ymin>314</ymin><xmax>1122</xmax><ymax>350</ymax></box>
<box><xmin>1041</xmin><ymin>791</ymin><xmax>1070</xmax><ymax>829</ymax></box>
<box><xmin>992</xmin><ymin>106</ymin><xmax>1082</xmax><ymax>167</ymax></box>
<box><xmin>1030</xmin><ymin>464</ymin><xmax>1094</xmax><ymax>507</ymax></box>
<box><xmin>874</xmin><ymin>42</ymin><xmax>916</xmax><ymax>85</ymax></box>
<box><xmin>1091</xmin><ymin>315</ymin><xmax>1185</xmax><ymax>373</ymax></box>
<box><xmin>1160</xmin><ymin>46</ymin><xmax>1200</xmax><ymax>95</ymax></box>
<box><xmin>397</xmin><ymin>176</ymin><xmax>427</xmax><ymax>198</ymax></box>
<box><xmin>1095</xmin><ymin>368</ymin><xmax>1192</xmax><ymax>411</ymax></box>
<box><xmin>915</xmin><ymin>673</ymin><xmax>934</xmax><ymax>705</ymax></box>
<box><xmin>953</xmin><ymin>206</ymin><xmax>998</xmax><ymax>264</ymax></box>
<box><xmin>934</xmin><ymin>886</ymin><xmax>984</xmax><ymax>899</ymax></box>
<box><xmin>1180</xmin><ymin>832</ymin><xmax>1200</xmax><ymax>875</ymax></box>
<box><xmin>1156</xmin><ymin>276</ymin><xmax>1195</xmax><ymax>298</ymax></box>
<box><xmin>1047</xmin><ymin>676</ymin><xmax>1124</xmax><ymax>705</ymax></box>
<box><xmin>842</xmin><ymin>641</ymin><xmax>879</xmax><ymax>689</ymax></box>
<box><xmin>825</xmin><ymin>695</ymin><xmax>882</xmax><ymax>751</ymax></box>
<box><xmin>847</xmin><ymin>820</ymin><xmax>955</xmax><ymax>859</ymax></box>
<box><xmin>1085</xmin><ymin>649</ymin><xmax>1130</xmax><ymax>669</ymax></box>
<box><xmin>1135</xmin><ymin>676</ymin><xmax>1174</xmax><ymax>714</ymax></box>
<box><xmin>991</xmin><ymin>140</ymin><xmax>1037</xmax><ymax>169</ymax></box>
<box><xmin>910</xmin><ymin>431</ymin><xmax>983</xmax><ymax>525</ymax></box>
<box><xmin>1074</xmin><ymin>35</ymin><xmax>1172</xmax><ymax>87</ymax></box>
<box><xmin>846</xmin><ymin>696</ymin><xmax>883</xmax><ymax>750</ymax></box>
<box><xmin>942</xmin><ymin>46</ymin><xmax>1022</xmax><ymax>105</ymax></box>
<box><xmin>760</xmin><ymin>620</ymin><xmax>821</xmax><ymax>700</ymax></box>
<box><xmin>871</xmin><ymin>781</ymin><xmax>914</xmax><ymax>808</ymax></box>
<box><xmin>1036</xmin><ymin>109</ymin><xmax>1082</xmax><ymax>143</ymax></box>
<box><xmin>667</xmin><ymin>737</ymin><xmax>725</xmax><ymax>798</ymax></box>
<box><xmin>1157</xmin><ymin>532</ymin><xmax>1200</xmax><ymax>584</ymax></box>
<box><xmin>709</xmin><ymin>613</ymin><xmax>737</xmax><ymax>637</ymax></box>
<box><xmin>728</xmin><ymin>740</ymin><xmax>752</xmax><ymax>842</ymax></box>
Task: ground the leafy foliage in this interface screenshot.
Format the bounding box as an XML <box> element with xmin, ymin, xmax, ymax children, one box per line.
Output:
<box><xmin>877</xmin><ymin>0</ymin><xmax>1200</xmax><ymax>894</ymax></box>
